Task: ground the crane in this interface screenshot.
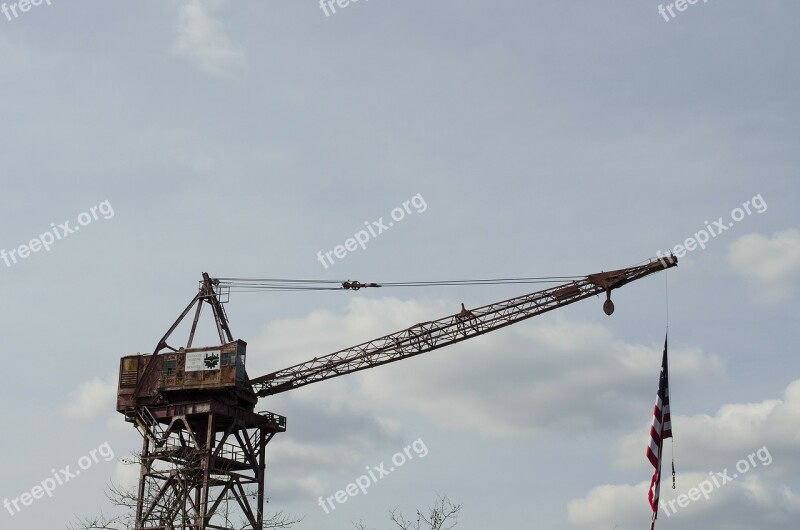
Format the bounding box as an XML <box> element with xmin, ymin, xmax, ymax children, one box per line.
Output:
<box><xmin>116</xmin><ymin>256</ymin><xmax>677</xmax><ymax>530</ymax></box>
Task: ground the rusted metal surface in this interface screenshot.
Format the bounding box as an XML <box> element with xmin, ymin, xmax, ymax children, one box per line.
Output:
<box><xmin>117</xmin><ymin>340</ymin><xmax>254</xmax><ymax>414</ymax></box>
<box><xmin>131</xmin><ymin>405</ymin><xmax>283</xmax><ymax>529</ymax></box>
<box><xmin>118</xmin><ymin>273</ymin><xmax>269</xmax><ymax>529</ymax></box>
<box><xmin>119</xmin><ymin>257</ymin><xmax>676</xmax><ymax>529</ymax></box>
<box><xmin>130</xmin><ymin>274</ymin><xmax>235</xmax><ymax>408</ymax></box>
<box><xmin>250</xmin><ymin>257</ymin><xmax>678</xmax><ymax>397</ymax></box>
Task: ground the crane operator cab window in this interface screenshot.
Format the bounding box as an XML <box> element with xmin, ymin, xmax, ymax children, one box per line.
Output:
<box><xmin>162</xmin><ymin>359</ymin><xmax>177</xmax><ymax>376</ymax></box>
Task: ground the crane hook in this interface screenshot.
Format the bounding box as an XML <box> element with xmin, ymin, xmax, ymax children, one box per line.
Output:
<box><xmin>603</xmin><ymin>290</ymin><xmax>615</xmax><ymax>315</ymax></box>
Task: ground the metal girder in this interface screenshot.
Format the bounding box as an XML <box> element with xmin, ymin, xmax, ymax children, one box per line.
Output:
<box><xmin>133</xmin><ymin>405</ymin><xmax>280</xmax><ymax>530</ymax></box>
<box><xmin>250</xmin><ymin>257</ymin><xmax>677</xmax><ymax>397</ymax></box>
<box><xmin>131</xmin><ymin>273</ymin><xmax>233</xmax><ymax>407</ymax></box>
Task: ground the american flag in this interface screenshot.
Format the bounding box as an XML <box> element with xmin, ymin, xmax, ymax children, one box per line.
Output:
<box><xmin>647</xmin><ymin>336</ymin><xmax>671</xmax><ymax>530</ymax></box>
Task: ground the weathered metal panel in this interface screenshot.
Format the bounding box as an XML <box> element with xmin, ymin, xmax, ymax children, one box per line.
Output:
<box><xmin>117</xmin><ymin>340</ymin><xmax>252</xmax><ymax>414</ymax></box>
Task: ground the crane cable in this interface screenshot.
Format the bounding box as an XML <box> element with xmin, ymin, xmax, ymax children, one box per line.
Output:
<box><xmin>213</xmin><ymin>255</ymin><xmax>668</xmax><ymax>293</ymax></box>
<box><xmin>214</xmin><ymin>275</ymin><xmax>584</xmax><ymax>292</ymax></box>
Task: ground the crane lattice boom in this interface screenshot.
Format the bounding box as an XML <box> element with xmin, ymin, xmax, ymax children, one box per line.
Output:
<box><xmin>250</xmin><ymin>257</ymin><xmax>677</xmax><ymax>396</ymax></box>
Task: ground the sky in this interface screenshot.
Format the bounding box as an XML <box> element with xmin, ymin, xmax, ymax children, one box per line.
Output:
<box><xmin>0</xmin><ymin>1</ymin><xmax>798</xmax><ymax>529</ymax></box>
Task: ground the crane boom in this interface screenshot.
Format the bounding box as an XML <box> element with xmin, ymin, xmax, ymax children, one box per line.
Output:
<box><xmin>251</xmin><ymin>257</ymin><xmax>676</xmax><ymax>397</ymax></box>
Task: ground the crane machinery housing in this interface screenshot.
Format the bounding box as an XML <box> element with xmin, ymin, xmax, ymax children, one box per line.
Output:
<box><xmin>116</xmin><ymin>257</ymin><xmax>677</xmax><ymax>530</ymax></box>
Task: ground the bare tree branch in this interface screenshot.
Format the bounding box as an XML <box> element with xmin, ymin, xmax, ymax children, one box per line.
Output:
<box><xmin>67</xmin><ymin>450</ymin><xmax>302</xmax><ymax>530</ymax></box>
<box><xmin>359</xmin><ymin>495</ymin><xmax>461</xmax><ymax>530</ymax></box>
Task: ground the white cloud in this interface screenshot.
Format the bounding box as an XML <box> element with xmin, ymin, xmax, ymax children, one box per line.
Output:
<box><xmin>260</xmin><ymin>392</ymin><xmax>406</xmax><ymax>501</ymax></box>
<box><xmin>729</xmin><ymin>229</ymin><xmax>800</xmax><ymax>302</ymax></box>
<box><xmin>251</xmin><ymin>297</ymin><xmax>723</xmax><ymax>440</ymax></box>
<box><xmin>173</xmin><ymin>0</ymin><xmax>244</xmax><ymax>75</ymax></box>
<box><xmin>615</xmin><ymin>378</ymin><xmax>800</xmax><ymax>475</ymax></box>
<box><xmin>568</xmin><ymin>473</ymin><xmax>800</xmax><ymax>530</ymax></box>
<box><xmin>63</xmin><ymin>376</ymin><xmax>117</xmax><ymax>420</ymax></box>
<box><xmin>573</xmin><ymin>378</ymin><xmax>800</xmax><ymax>529</ymax></box>
<box><xmin>248</xmin><ymin>296</ymin><xmax>720</xmax><ymax>503</ymax></box>
<box><xmin>568</xmin><ymin>480</ymin><xmax>643</xmax><ymax>527</ymax></box>
<box><xmin>360</xmin><ymin>318</ymin><xmax>722</xmax><ymax>439</ymax></box>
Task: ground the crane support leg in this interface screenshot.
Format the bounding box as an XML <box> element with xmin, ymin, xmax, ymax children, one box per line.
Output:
<box><xmin>132</xmin><ymin>402</ymin><xmax>285</xmax><ymax>530</ymax></box>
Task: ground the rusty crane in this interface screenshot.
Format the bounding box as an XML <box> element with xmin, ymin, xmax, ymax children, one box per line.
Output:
<box><xmin>116</xmin><ymin>256</ymin><xmax>677</xmax><ymax>529</ymax></box>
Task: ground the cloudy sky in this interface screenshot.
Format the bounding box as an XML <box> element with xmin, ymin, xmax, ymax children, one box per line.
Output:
<box><xmin>1</xmin><ymin>1</ymin><xmax>798</xmax><ymax>529</ymax></box>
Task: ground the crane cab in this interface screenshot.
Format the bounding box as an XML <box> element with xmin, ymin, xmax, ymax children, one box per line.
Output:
<box><xmin>116</xmin><ymin>339</ymin><xmax>257</xmax><ymax>414</ymax></box>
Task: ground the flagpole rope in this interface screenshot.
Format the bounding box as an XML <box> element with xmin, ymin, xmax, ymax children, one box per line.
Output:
<box><xmin>666</xmin><ymin>268</ymin><xmax>669</xmax><ymax>331</ymax></box>
<box><xmin>666</xmin><ymin>270</ymin><xmax>676</xmax><ymax>489</ymax></box>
